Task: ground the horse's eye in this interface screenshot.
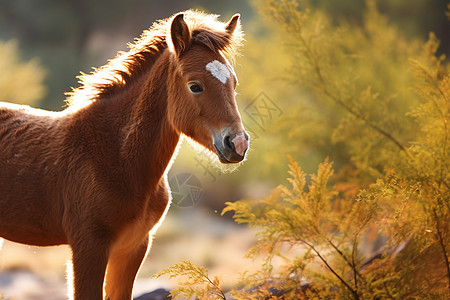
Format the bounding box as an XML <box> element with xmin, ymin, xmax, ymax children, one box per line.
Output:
<box><xmin>188</xmin><ymin>81</ymin><xmax>204</xmax><ymax>95</ymax></box>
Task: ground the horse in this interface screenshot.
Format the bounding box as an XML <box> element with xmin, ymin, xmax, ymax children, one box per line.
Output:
<box><xmin>0</xmin><ymin>10</ymin><xmax>248</xmax><ymax>300</ymax></box>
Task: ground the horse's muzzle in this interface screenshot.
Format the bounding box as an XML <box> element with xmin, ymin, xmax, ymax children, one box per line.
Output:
<box><xmin>213</xmin><ymin>131</ymin><xmax>249</xmax><ymax>164</ymax></box>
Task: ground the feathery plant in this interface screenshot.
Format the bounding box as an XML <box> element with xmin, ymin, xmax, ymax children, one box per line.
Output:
<box><xmin>154</xmin><ymin>260</ymin><xmax>226</xmax><ymax>299</ymax></box>
<box><xmin>156</xmin><ymin>1</ymin><xmax>449</xmax><ymax>299</ymax></box>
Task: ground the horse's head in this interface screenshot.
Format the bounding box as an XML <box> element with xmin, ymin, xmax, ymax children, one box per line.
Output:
<box><xmin>166</xmin><ymin>12</ymin><xmax>248</xmax><ymax>164</ymax></box>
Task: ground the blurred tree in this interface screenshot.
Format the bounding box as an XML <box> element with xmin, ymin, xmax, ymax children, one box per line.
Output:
<box><xmin>262</xmin><ymin>0</ymin><xmax>424</xmax><ymax>180</ymax></box>
<box><xmin>0</xmin><ymin>40</ymin><xmax>46</xmax><ymax>105</ymax></box>
<box><xmin>306</xmin><ymin>0</ymin><xmax>449</xmax><ymax>56</ymax></box>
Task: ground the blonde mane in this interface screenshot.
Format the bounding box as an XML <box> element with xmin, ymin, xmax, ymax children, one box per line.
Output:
<box><xmin>66</xmin><ymin>10</ymin><xmax>243</xmax><ymax>107</ymax></box>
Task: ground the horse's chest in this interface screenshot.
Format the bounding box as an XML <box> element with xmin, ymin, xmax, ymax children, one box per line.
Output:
<box><xmin>113</xmin><ymin>217</ymin><xmax>150</xmax><ymax>252</ymax></box>
<box><xmin>113</xmin><ymin>187</ymin><xmax>170</xmax><ymax>250</ymax></box>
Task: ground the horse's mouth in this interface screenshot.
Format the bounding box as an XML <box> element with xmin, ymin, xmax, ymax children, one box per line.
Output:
<box><xmin>213</xmin><ymin>144</ymin><xmax>244</xmax><ymax>164</ymax></box>
<box><xmin>213</xmin><ymin>144</ymin><xmax>232</xmax><ymax>164</ymax></box>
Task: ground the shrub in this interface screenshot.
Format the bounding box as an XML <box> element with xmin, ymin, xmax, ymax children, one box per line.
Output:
<box><xmin>0</xmin><ymin>40</ymin><xmax>46</xmax><ymax>105</ymax></box>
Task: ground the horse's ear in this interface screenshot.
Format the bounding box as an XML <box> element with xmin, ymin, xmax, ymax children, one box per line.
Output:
<box><xmin>225</xmin><ymin>13</ymin><xmax>240</xmax><ymax>35</ymax></box>
<box><xmin>169</xmin><ymin>13</ymin><xmax>191</xmax><ymax>56</ymax></box>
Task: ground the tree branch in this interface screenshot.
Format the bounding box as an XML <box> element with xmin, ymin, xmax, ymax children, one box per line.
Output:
<box><xmin>352</xmin><ymin>235</ymin><xmax>359</xmax><ymax>294</ymax></box>
<box><xmin>433</xmin><ymin>208</ymin><xmax>450</xmax><ymax>292</ymax></box>
<box><xmin>298</xmin><ymin>238</ymin><xmax>360</xmax><ymax>299</ymax></box>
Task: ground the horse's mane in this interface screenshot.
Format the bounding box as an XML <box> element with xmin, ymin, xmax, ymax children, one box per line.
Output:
<box><xmin>66</xmin><ymin>10</ymin><xmax>243</xmax><ymax>107</ymax></box>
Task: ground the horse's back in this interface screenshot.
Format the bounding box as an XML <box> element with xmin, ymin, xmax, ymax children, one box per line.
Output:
<box><xmin>0</xmin><ymin>102</ymin><xmax>61</xmax><ymax>167</ymax></box>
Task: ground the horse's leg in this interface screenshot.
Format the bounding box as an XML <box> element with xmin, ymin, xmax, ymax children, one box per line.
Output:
<box><xmin>70</xmin><ymin>232</ymin><xmax>111</xmax><ymax>300</ymax></box>
<box><xmin>104</xmin><ymin>234</ymin><xmax>150</xmax><ymax>300</ymax></box>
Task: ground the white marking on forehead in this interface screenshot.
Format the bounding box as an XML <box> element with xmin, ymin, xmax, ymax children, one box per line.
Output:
<box><xmin>205</xmin><ymin>60</ymin><xmax>231</xmax><ymax>84</ymax></box>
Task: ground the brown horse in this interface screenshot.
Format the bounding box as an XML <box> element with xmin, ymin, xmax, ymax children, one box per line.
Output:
<box><xmin>0</xmin><ymin>11</ymin><xmax>248</xmax><ymax>300</ymax></box>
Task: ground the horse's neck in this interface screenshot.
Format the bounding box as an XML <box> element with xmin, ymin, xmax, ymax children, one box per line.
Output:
<box><xmin>90</xmin><ymin>52</ymin><xmax>180</xmax><ymax>194</ymax></box>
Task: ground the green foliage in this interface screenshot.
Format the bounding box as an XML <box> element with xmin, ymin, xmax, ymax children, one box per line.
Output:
<box><xmin>157</xmin><ymin>1</ymin><xmax>450</xmax><ymax>299</ymax></box>
<box><xmin>261</xmin><ymin>0</ymin><xmax>424</xmax><ymax>179</ymax></box>
<box><xmin>0</xmin><ymin>40</ymin><xmax>46</xmax><ymax>105</ymax></box>
<box><xmin>154</xmin><ymin>260</ymin><xmax>226</xmax><ymax>299</ymax></box>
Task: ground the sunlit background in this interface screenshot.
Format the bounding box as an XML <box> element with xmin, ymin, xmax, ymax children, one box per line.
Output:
<box><xmin>0</xmin><ymin>0</ymin><xmax>449</xmax><ymax>299</ymax></box>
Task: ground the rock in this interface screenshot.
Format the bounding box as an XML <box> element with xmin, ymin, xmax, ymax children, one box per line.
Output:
<box><xmin>134</xmin><ymin>288</ymin><xmax>171</xmax><ymax>300</ymax></box>
<box><xmin>226</xmin><ymin>279</ymin><xmax>311</xmax><ymax>299</ymax></box>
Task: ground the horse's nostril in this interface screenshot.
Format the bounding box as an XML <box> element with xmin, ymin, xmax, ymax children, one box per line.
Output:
<box><xmin>223</xmin><ymin>135</ymin><xmax>234</xmax><ymax>152</ymax></box>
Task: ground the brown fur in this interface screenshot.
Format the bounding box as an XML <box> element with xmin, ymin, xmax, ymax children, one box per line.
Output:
<box><xmin>0</xmin><ymin>10</ymin><xmax>246</xmax><ymax>300</ymax></box>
